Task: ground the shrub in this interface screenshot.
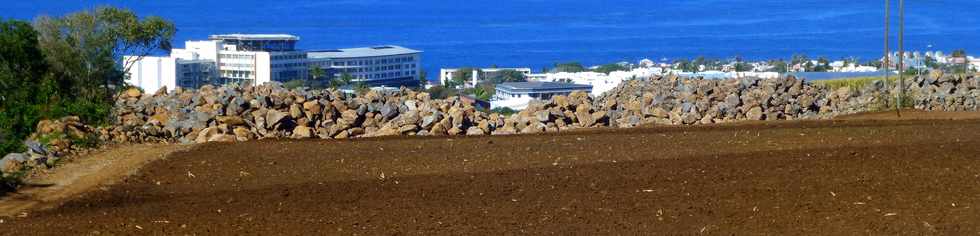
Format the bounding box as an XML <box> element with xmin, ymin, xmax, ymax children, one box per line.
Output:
<box><xmin>490</xmin><ymin>107</ymin><xmax>517</xmax><ymax>115</ymax></box>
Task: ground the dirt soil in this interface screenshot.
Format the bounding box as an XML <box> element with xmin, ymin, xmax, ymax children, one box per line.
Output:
<box><xmin>3</xmin><ymin>112</ymin><xmax>980</xmax><ymax>235</ymax></box>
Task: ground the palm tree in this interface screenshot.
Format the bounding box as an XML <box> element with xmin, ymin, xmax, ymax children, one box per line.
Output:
<box><xmin>309</xmin><ymin>65</ymin><xmax>325</xmax><ymax>87</ymax></box>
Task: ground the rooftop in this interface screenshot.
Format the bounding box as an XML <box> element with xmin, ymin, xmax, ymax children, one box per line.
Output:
<box><xmin>308</xmin><ymin>45</ymin><xmax>422</xmax><ymax>59</ymax></box>
<box><xmin>209</xmin><ymin>34</ymin><xmax>300</xmax><ymax>41</ymax></box>
<box><xmin>497</xmin><ymin>82</ymin><xmax>593</xmax><ymax>91</ymax></box>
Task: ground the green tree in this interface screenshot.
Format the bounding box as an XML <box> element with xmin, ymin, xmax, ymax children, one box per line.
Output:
<box><xmin>769</xmin><ymin>60</ymin><xmax>788</xmax><ymax>73</ymax></box>
<box><xmin>0</xmin><ymin>20</ymin><xmax>51</xmax><ymax>156</ymax></box>
<box><xmin>951</xmin><ymin>49</ymin><xmax>967</xmax><ymax>58</ymax></box>
<box><xmin>593</xmin><ymin>63</ymin><xmax>629</xmax><ymax>74</ymax></box>
<box><xmin>791</xmin><ymin>54</ymin><xmax>810</xmax><ymax>71</ymax></box>
<box><xmin>692</xmin><ymin>56</ymin><xmax>706</xmax><ymax>72</ymax></box>
<box><xmin>552</xmin><ymin>62</ymin><xmax>586</xmax><ymax>73</ymax></box>
<box><xmin>447</xmin><ymin>67</ymin><xmax>476</xmax><ymax>88</ymax></box>
<box><xmin>490</xmin><ymin>107</ymin><xmax>517</xmax><ymax>115</ymax></box>
<box><xmin>328</xmin><ymin>73</ymin><xmax>354</xmax><ymax>89</ymax></box>
<box><xmin>673</xmin><ymin>59</ymin><xmax>692</xmax><ymax>72</ymax></box>
<box><xmin>417</xmin><ymin>68</ymin><xmax>428</xmax><ymax>87</ymax></box>
<box><xmin>470</xmin><ymin>87</ymin><xmax>491</xmax><ymax>101</ymax></box>
<box><xmin>34</xmin><ymin>6</ymin><xmax>176</xmax><ymax>101</ymax></box>
<box><xmin>487</xmin><ymin>69</ymin><xmax>526</xmax><ymax>84</ymax></box>
<box><xmin>425</xmin><ymin>85</ymin><xmax>457</xmax><ymax>99</ymax></box>
<box><xmin>306</xmin><ymin>65</ymin><xmax>325</xmax><ymax>88</ymax></box>
<box><xmin>309</xmin><ymin>65</ymin><xmax>325</xmax><ymax>81</ymax></box>
<box><xmin>353</xmin><ymin>82</ymin><xmax>370</xmax><ymax>95</ymax></box>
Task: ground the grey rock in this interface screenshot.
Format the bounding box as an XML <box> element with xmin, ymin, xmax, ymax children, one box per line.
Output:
<box><xmin>1</xmin><ymin>153</ymin><xmax>28</xmax><ymax>172</ymax></box>
<box><xmin>746</xmin><ymin>106</ymin><xmax>764</xmax><ymax>120</ymax></box>
<box><xmin>265</xmin><ymin>110</ymin><xmax>289</xmax><ymax>127</ymax></box>
<box><xmin>24</xmin><ymin>140</ymin><xmax>47</xmax><ymax>156</ymax></box>
<box><xmin>380</xmin><ymin>104</ymin><xmax>398</xmax><ymax>120</ymax></box>
<box><xmin>534</xmin><ymin>110</ymin><xmax>550</xmax><ymax>122</ymax></box>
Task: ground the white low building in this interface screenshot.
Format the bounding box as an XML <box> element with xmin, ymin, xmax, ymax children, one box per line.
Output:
<box><xmin>527</xmin><ymin>67</ymin><xmax>663</xmax><ymax>96</ymax></box>
<box><xmin>308</xmin><ymin>45</ymin><xmax>422</xmax><ymax>87</ymax></box>
<box><xmin>439</xmin><ymin>67</ymin><xmax>532</xmax><ymax>88</ymax></box>
<box><xmin>125</xmin><ymin>34</ymin><xmax>423</xmax><ymax>91</ymax></box>
<box><xmin>491</xmin><ymin>82</ymin><xmax>592</xmax><ymax>110</ymax></box>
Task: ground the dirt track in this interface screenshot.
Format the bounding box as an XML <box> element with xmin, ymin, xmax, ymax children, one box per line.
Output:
<box><xmin>3</xmin><ymin>111</ymin><xmax>980</xmax><ymax>235</ymax></box>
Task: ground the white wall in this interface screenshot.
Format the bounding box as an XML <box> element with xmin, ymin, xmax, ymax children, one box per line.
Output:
<box><xmin>254</xmin><ymin>52</ymin><xmax>271</xmax><ymax>86</ymax></box>
<box><xmin>184</xmin><ymin>40</ymin><xmax>221</xmax><ymax>61</ymax></box>
<box><xmin>124</xmin><ymin>56</ymin><xmax>176</xmax><ymax>93</ymax></box>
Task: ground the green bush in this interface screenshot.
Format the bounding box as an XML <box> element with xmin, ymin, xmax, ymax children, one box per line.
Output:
<box><xmin>283</xmin><ymin>79</ymin><xmax>306</xmax><ymax>89</ymax></box>
<box><xmin>490</xmin><ymin>107</ymin><xmax>517</xmax><ymax>115</ymax></box>
<box><xmin>812</xmin><ymin>76</ymin><xmax>892</xmax><ymax>91</ymax></box>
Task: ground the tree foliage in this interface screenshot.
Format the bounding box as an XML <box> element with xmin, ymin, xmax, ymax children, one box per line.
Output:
<box><xmin>593</xmin><ymin>63</ymin><xmax>628</xmax><ymax>74</ymax></box>
<box><xmin>34</xmin><ymin>7</ymin><xmax>176</xmax><ymax>101</ymax></box>
<box><xmin>0</xmin><ymin>7</ymin><xmax>176</xmax><ymax>157</ymax></box>
<box><xmin>552</xmin><ymin>62</ymin><xmax>585</xmax><ymax>73</ymax></box>
<box><xmin>446</xmin><ymin>67</ymin><xmax>476</xmax><ymax>88</ymax></box>
<box><xmin>485</xmin><ymin>69</ymin><xmax>526</xmax><ymax>84</ymax></box>
<box><xmin>418</xmin><ymin>68</ymin><xmax>428</xmax><ymax>87</ymax></box>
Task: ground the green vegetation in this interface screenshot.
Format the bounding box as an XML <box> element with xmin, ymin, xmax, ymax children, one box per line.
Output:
<box><xmin>283</xmin><ymin>79</ymin><xmax>306</xmax><ymax>89</ymax></box>
<box><xmin>487</xmin><ymin>69</ymin><xmax>526</xmax><ymax>83</ymax></box>
<box><xmin>593</xmin><ymin>63</ymin><xmax>629</xmax><ymax>74</ymax></box>
<box><xmin>813</xmin><ymin>76</ymin><xmax>917</xmax><ymax>111</ymax></box>
<box><xmin>490</xmin><ymin>107</ymin><xmax>517</xmax><ymax>116</ymax></box>
<box><xmin>464</xmin><ymin>85</ymin><xmax>494</xmax><ymax>101</ymax></box>
<box><xmin>425</xmin><ymin>85</ymin><xmax>458</xmax><ymax>99</ymax></box>
<box><xmin>418</xmin><ymin>68</ymin><xmax>428</xmax><ymax>87</ymax></box>
<box><xmin>329</xmin><ymin>73</ymin><xmax>354</xmax><ymax>89</ymax></box>
<box><xmin>0</xmin><ymin>7</ymin><xmax>175</xmax><ymax>188</ymax></box>
<box><xmin>812</xmin><ymin>76</ymin><xmax>893</xmax><ymax>91</ymax></box>
<box><xmin>552</xmin><ymin>62</ymin><xmax>586</xmax><ymax>73</ymax></box>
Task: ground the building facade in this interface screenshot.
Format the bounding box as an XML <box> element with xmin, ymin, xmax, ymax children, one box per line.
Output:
<box><xmin>439</xmin><ymin>67</ymin><xmax>532</xmax><ymax>88</ymax></box>
<box><xmin>308</xmin><ymin>46</ymin><xmax>422</xmax><ymax>87</ymax></box>
<box><xmin>125</xmin><ymin>34</ymin><xmax>421</xmax><ymax>91</ymax></box>
<box><xmin>491</xmin><ymin>82</ymin><xmax>592</xmax><ymax>110</ymax></box>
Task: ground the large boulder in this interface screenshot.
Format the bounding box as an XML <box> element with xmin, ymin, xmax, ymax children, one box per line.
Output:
<box><xmin>292</xmin><ymin>125</ymin><xmax>313</xmax><ymax>139</ymax></box>
<box><xmin>1</xmin><ymin>153</ymin><xmax>28</xmax><ymax>175</ymax></box>
<box><xmin>746</xmin><ymin>106</ymin><xmax>765</xmax><ymax>120</ymax></box>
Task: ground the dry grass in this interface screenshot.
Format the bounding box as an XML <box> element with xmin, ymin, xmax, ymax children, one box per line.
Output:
<box><xmin>812</xmin><ymin>76</ymin><xmax>894</xmax><ymax>91</ymax></box>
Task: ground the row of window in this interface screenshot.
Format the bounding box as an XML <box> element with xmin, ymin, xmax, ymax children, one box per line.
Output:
<box><xmin>219</xmin><ymin>62</ymin><xmax>253</xmax><ymax>68</ymax></box>
<box><xmin>271</xmin><ymin>54</ymin><xmax>305</xmax><ymax>60</ymax></box>
<box><xmin>219</xmin><ymin>54</ymin><xmax>255</xmax><ymax>60</ymax></box>
<box><xmin>222</xmin><ymin>70</ymin><xmax>253</xmax><ymax>79</ymax></box>
<box><xmin>340</xmin><ymin>70</ymin><xmax>417</xmax><ymax>80</ymax></box>
<box><xmin>333</xmin><ymin>56</ymin><xmax>415</xmax><ymax>67</ymax></box>
<box><xmin>271</xmin><ymin>62</ymin><xmax>306</xmax><ymax>68</ymax></box>
<box><xmin>337</xmin><ymin>64</ymin><xmax>416</xmax><ymax>73</ymax></box>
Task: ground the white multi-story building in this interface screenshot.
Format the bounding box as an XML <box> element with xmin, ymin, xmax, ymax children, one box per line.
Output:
<box><xmin>307</xmin><ymin>46</ymin><xmax>422</xmax><ymax>87</ymax></box>
<box><xmin>439</xmin><ymin>67</ymin><xmax>532</xmax><ymax>88</ymax></box>
<box><xmin>125</xmin><ymin>34</ymin><xmax>422</xmax><ymax>91</ymax></box>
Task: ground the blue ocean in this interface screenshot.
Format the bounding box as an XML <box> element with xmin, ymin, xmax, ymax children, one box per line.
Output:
<box><xmin>6</xmin><ymin>0</ymin><xmax>979</xmax><ymax>82</ymax></box>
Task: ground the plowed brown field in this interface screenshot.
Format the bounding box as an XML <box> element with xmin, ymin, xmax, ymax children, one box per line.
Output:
<box><xmin>3</xmin><ymin>111</ymin><xmax>980</xmax><ymax>235</ymax></box>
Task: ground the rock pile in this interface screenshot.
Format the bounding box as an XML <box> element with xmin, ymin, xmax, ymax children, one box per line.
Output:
<box><xmin>2</xmin><ymin>116</ymin><xmax>96</xmax><ymax>175</ymax></box>
<box><xmin>3</xmin><ymin>74</ymin><xmax>977</xmax><ymax>173</ymax></box>
<box><xmin>92</xmin><ymin>74</ymin><xmax>980</xmax><ymax>144</ymax></box>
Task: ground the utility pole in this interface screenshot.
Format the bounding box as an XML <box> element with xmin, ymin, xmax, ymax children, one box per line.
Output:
<box><xmin>884</xmin><ymin>0</ymin><xmax>892</xmax><ymax>115</ymax></box>
<box><xmin>896</xmin><ymin>0</ymin><xmax>905</xmax><ymax>117</ymax></box>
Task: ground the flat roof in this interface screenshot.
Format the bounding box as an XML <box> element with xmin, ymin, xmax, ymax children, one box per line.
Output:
<box><xmin>497</xmin><ymin>82</ymin><xmax>592</xmax><ymax>91</ymax></box>
<box><xmin>209</xmin><ymin>34</ymin><xmax>299</xmax><ymax>41</ymax></box>
<box><xmin>308</xmin><ymin>45</ymin><xmax>422</xmax><ymax>59</ymax></box>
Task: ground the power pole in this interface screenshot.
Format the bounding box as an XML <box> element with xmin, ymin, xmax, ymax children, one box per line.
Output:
<box><xmin>884</xmin><ymin>0</ymin><xmax>892</xmax><ymax>115</ymax></box>
<box><xmin>897</xmin><ymin>0</ymin><xmax>905</xmax><ymax>117</ymax></box>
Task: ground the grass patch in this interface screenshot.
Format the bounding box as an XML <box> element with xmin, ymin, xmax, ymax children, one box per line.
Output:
<box><xmin>812</xmin><ymin>76</ymin><xmax>895</xmax><ymax>91</ymax></box>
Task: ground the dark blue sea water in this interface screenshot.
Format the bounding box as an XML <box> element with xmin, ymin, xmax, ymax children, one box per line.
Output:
<box><xmin>7</xmin><ymin>1</ymin><xmax>980</xmax><ymax>81</ymax></box>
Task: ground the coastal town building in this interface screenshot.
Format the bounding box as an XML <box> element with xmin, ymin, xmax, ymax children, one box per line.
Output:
<box><xmin>528</xmin><ymin>67</ymin><xmax>663</xmax><ymax>96</ymax></box>
<box><xmin>307</xmin><ymin>45</ymin><xmax>422</xmax><ymax>87</ymax></box>
<box><xmin>491</xmin><ymin>82</ymin><xmax>592</xmax><ymax>110</ymax></box>
<box><xmin>125</xmin><ymin>34</ymin><xmax>422</xmax><ymax>92</ymax></box>
<box><xmin>439</xmin><ymin>67</ymin><xmax>532</xmax><ymax>88</ymax></box>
